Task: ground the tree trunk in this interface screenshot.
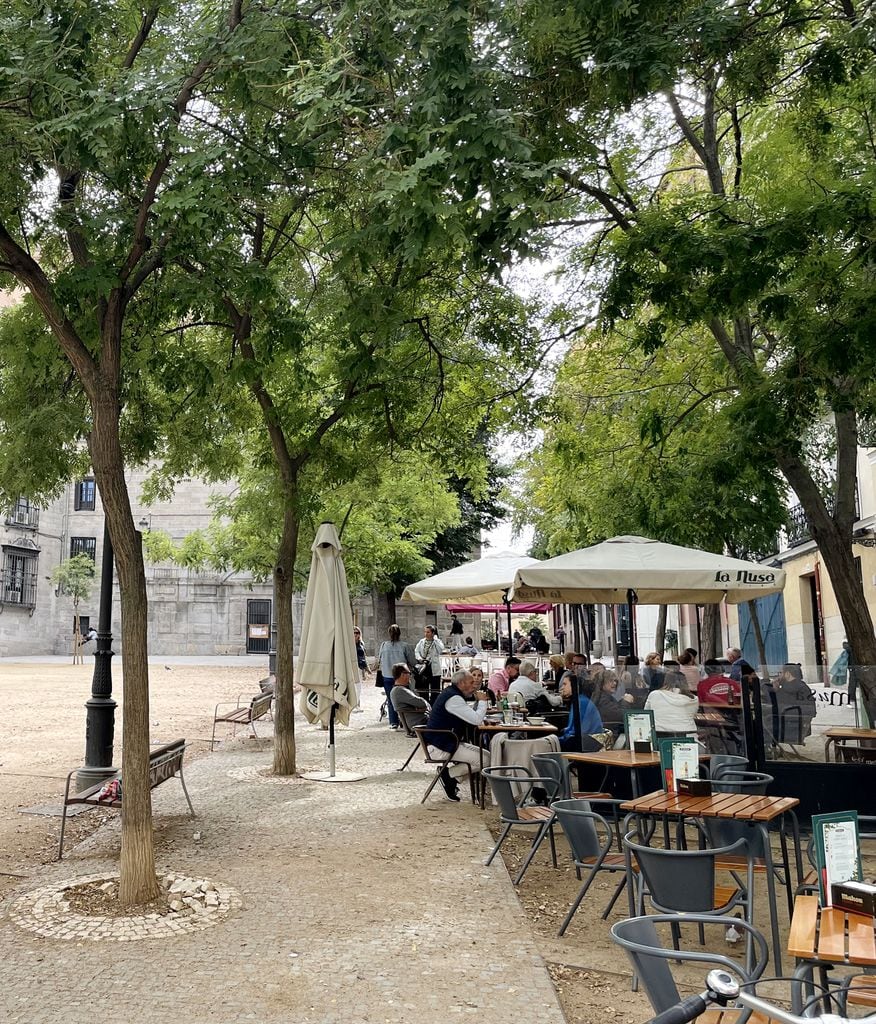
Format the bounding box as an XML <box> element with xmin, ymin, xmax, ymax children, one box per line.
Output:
<box><xmin>272</xmin><ymin>501</ymin><xmax>298</xmax><ymax>776</ymax></box>
<box><xmin>655</xmin><ymin>604</ymin><xmax>667</xmax><ymax>658</ymax></box>
<box><xmin>700</xmin><ymin>603</ymin><xmax>719</xmax><ymax>662</ymax></box>
<box><xmin>371</xmin><ymin>589</ymin><xmax>396</xmax><ymax>651</ymax></box>
<box><xmin>89</xmin><ymin>398</ymin><xmax>159</xmax><ymax>907</ymax></box>
<box><xmin>746</xmin><ymin>599</ymin><xmax>769</xmax><ymax>677</ymax></box>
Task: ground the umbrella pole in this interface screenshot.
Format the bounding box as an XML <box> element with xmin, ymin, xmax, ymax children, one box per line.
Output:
<box><xmin>626</xmin><ymin>589</ymin><xmax>638</xmax><ymax>660</ymax></box>
<box><xmin>504</xmin><ymin>593</ymin><xmax>513</xmax><ymax>656</ymax></box>
<box><xmin>328</xmin><ymin>702</ymin><xmax>337</xmax><ymax>778</ymax></box>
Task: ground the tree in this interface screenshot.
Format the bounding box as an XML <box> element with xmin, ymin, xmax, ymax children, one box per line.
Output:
<box><xmin>506</xmin><ymin>0</ymin><xmax>876</xmax><ymax>710</ymax></box>
<box><xmin>51</xmin><ymin>552</ymin><xmax>96</xmax><ymax>662</ymax></box>
<box><xmin>0</xmin><ymin>0</ymin><xmax>545</xmax><ymax>894</ymax></box>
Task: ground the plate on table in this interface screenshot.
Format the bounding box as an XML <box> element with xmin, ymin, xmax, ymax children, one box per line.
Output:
<box><xmin>484</xmin><ymin>715</ymin><xmax>503</xmax><ymax>724</ymax></box>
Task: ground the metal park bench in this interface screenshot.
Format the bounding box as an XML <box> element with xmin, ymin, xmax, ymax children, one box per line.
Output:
<box><xmin>57</xmin><ymin>738</ymin><xmax>195</xmax><ymax>860</ymax></box>
<box><xmin>210</xmin><ymin>691</ymin><xmax>274</xmax><ymax>750</ymax></box>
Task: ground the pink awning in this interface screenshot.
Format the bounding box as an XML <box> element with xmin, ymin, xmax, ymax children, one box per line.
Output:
<box><xmin>445</xmin><ymin>602</ymin><xmax>553</xmax><ymax>613</ymax></box>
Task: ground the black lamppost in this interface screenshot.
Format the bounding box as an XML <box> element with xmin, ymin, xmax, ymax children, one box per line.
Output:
<box><xmin>76</xmin><ymin>521</ymin><xmax>117</xmax><ymax>790</ymax></box>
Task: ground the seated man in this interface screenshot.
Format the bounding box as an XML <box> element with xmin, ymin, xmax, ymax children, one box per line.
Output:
<box><xmin>557</xmin><ymin>671</ymin><xmax>604</xmax><ymax>751</ymax></box>
<box><xmin>508</xmin><ymin>660</ymin><xmax>562</xmax><ymax>711</ymax></box>
<box><xmin>489</xmin><ymin>656</ymin><xmax>521</xmax><ymax>698</ymax></box>
<box><xmin>457</xmin><ymin>635</ymin><xmax>479</xmax><ymax>656</ymax></box>
<box><xmin>697</xmin><ymin>660</ymin><xmax>741</xmax><ymax>704</ymax></box>
<box><xmin>389</xmin><ymin>662</ymin><xmax>430</xmax><ymax>733</ymax></box>
<box><xmin>424</xmin><ymin>668</ymin><xmax>492</xmax><ymax>801</ymax></box>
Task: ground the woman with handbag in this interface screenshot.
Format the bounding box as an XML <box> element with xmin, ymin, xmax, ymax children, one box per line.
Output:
<box><xmin>414</xmin><ymin>624</ymin><xmax>444</xmax><ymax>703</ymax></box>
<box><xmin>377</xmin><ymin>624</ymin><xmax>416</xmax><ymax>730</ymax></box>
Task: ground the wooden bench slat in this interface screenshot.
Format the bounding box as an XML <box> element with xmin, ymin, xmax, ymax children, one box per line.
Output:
<box><xmin>787</xmin><ymin>894</ymin><xmax>819</xmax><ymax>959</ymax></box>
<box><xmin>817</xmin><ymin>906</ymin><xmax>847</xmax><ymax>961</ymax></box>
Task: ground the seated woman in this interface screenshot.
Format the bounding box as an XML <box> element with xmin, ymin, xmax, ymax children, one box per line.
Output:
<box><xmin>645</xmin><ymin>669</ymin><xmax>698</xmax><ymax>737</ymax></box>
<box><xmin>591</xmin><ymin>673</ymin><xmax>625</xmax><ymax>734</ymax></box>
<box><xmin>557</xmin><ymin>671</ymin><xmax>604</xmax><ymax>751</ymax></box>
<box><xmin>619</xmin><ymin>656</ymin><xmax>650</xmax><ymax>709</ymax></box>
<box><xmin>773</xmin><ymin>663</ymin><xmax>816</xmax><ymax>742</ymax></box>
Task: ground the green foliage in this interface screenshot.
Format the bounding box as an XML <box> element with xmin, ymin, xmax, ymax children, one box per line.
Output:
<box><xmin>51</xmin><ymin>552</ymin><xmax>96</xmax><ymax>606</ymax></box>
<box><xmin>519</xmin><ymin>614</ymin><xmax>547</xmax><ymax>634</ymax></box>
<box><xmin>518</xmin><ymin>323</ymin><xmax>788</xmax><ymax>557</ymax></box>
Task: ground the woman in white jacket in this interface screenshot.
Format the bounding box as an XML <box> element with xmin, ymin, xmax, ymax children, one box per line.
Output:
<box><xmin>645</xmin><ymin>669</ymin><xmax>699</xmax><ymax>737</ymax></box>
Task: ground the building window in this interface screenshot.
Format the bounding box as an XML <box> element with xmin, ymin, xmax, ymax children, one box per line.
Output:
<box><xmin>1</xmin><ymin>549</ymin><xmax>38</xmax><ymax>607</ymax></box>
<box><xmin>5</xmin><ymin>497</ymin><xmax>39</xmax><ymax>529</ymax></box>
<box><xmin>73</xmin><ymin>479</ymin><xmax>96</xmax><ymax>511</ymax></box>
<box><xmin>70</xmin><ymin>536</ymin><xmax>97</xmax><ymax>561</ymax></box>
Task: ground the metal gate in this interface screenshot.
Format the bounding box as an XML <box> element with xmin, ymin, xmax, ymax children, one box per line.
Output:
<box><xmin>246</xmin><ymin>599</ymin><xmax>271</xmax><ymax>654</ymax></box>
<box><xmin>738</xmin><ymin>592</ymin><xmax>788</xmax><ymax>671</ymax></box>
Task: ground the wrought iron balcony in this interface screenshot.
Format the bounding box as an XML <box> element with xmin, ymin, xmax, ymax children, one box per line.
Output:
<box><xmin>4</xmin><ymin>502</ymin><xmax>39</xmax><ymax>530</ymax></box>
<box><xmin>786</xmin><ymin>504</ymin><xmax>811</xmax><ymax>547</ymax></box>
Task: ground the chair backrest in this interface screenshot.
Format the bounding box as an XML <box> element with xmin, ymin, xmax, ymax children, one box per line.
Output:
<box><xmin>397</xmin><ymin>708</ymin><xmax>427</xmax><ymax>736</ymax></box>
<box><xmin>551</xmin><ymin>799</ymin><xmax>603</xmax><ymax>861</ymax></box>
<box><xmin>623</xmin><ymin>832</ymin><xmax>747</xmax><ymax>914</ymax></box>
<box><xmin>531</xmin><ymin>753</ymin><xmax>572</xmax><ymax>800</ymax></box>
<box><xmin>707</xmin><ymin>754</ymin><xmax>748</xmax><ymax>779</ymax></box>
<box><xmin>412</xmin><ymin>726</ymin><xmax>458</xmax><ymax>763</ymax></box>
<box><xmin>710</xmin><ymin>770</ymin><xmax>773</xmax><ymax>795</ymax></box>
<box><xmin>482</xmin><ymin>765</ymin><xmax>532</xmax><ymax>818</ymax></box>
<box><xmin>610</xmin><ymin>914</ymin><xmax>768</xmax><ymax>1016</ymax></box>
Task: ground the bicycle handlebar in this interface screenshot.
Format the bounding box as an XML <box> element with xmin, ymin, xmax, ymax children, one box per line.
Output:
<box><xmin>647</xmin><ymin>994</ymin><xmax>708</xmax><ymax>1024</ymax></box>
<box><xmin>646</xmin><ymin>970</ymin><xmax>857</xmax><ymax>1024</ymax></box>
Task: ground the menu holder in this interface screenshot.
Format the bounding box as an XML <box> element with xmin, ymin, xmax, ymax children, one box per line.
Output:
<box><xmin>813</xmin><ymin>810</ymin><xmax>863</xmax><ymax>907</ymax></box>
<box><xmin>624</xmin><ymin>710</ymin><xmax>657</xmax><ymax>753</ymax></box>
<box><xmin>659</xmin><ymin>737</ymin><xmax>700</xmax><ymax>792</ymax></box>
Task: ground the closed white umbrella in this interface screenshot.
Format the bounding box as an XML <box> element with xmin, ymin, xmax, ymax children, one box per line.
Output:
<box><xmin>509</xmin><ymin>535</ymin><xmax>785</xmax><ymax>606</ymax></box>
<box><xmin>298</xmin><ymin>522</ymin><xmax>364</xmax><ymax>783</ymax></box>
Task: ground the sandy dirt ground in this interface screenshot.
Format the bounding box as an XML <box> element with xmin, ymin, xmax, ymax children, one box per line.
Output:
<box><xmin>0</xmin><ymin>661</ymin><xmax>264</xmax><ymax>898</ymax></box>
<box><xmin>0</xmin><ymin>661</ymin><xmax>830</xmax><ymax>1023</ymax></box>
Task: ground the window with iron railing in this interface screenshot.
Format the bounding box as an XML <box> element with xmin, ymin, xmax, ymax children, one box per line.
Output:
<box><xmin>785</xmin><ymin>489</ymin><xmax>862</xmax><ymax>548</ymax></box>
<box><xmin>70</xmin><ymin>536</ymin><xmax>97</xmax><ymax>561</ymax></box>
<box><xmin>1</xmin><ymin>551</ymin><xmax>38</xmax><ymax>607</ymax></box>
<box><xmin>5</xmin><ymin>497</ymin><xmax>39</xmax><ymax>530</ymax></box>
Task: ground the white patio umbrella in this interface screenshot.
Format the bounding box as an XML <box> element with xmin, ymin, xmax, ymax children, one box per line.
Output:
<box><xmin>297</xmin><ymin>522</ymin><xmax>364</xmax><ymax>783</ymax></box>
<box><xmin>400</xmin><ymin>550</ymin><xmax>543</xmax><ymax>650</ymax></box>
<box><xmin>509</xmin><ymin>535</ymin><xmax>785</xmax><ymax>606</ymax></box>
<box><xmin>400</xmin><ymin>550</ymin><xmax>541</xmax><ymax>606</ymax></box>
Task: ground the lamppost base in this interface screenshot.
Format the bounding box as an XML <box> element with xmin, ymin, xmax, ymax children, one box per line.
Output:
<box><xmin>75</xmin><ymin>764</ymin><xmax>119</xmax><ymax>793</ymax></box>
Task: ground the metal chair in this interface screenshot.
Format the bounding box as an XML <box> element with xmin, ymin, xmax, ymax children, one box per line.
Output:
<box><xmin>395</xmin><ymin>709</ymin><xmax>426</xmax><ymax>771</ymax></box>
<box><xmin>707</xmin><ymin>754</ymin><xmax>748</xmax><ymax>779</ymax></box>
<box><xmin>481</xmin><ymin>765</ymin><xmax>559</xmax><ymax>885</ymax></box>
<box><xmin>531</xmin><ymin>752</ymin><xmax>621</xmax><ymax>846</ymax></box>
<box><xmin>610</xmin><ymin>914</ymin><xmax>769</xmax><ymax>1021</ymax></box>
<box><xmin>411</xmin><ymin>726</ymin><xmax>476</xmax><ymax>804</ymax></box>
<box><xmin>551</xmin><ymin>798</ymin><xmax>633</xmax><ymax>936</ymax></box>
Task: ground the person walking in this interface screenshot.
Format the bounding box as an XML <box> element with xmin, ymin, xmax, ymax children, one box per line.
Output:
<box><xmin>352</xmin><ymin>626</ymin><xmax>367</xmax><ymax>713</ymax></box>
<box><xmin>377</xmin><ymin>624</ymin><xmax>416</xmax><ymax>730</ymax></box>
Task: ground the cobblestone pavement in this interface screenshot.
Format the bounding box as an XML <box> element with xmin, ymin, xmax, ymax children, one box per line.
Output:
<box><xmin>0</xmin><ymin>690</ymin><xmax>566</xmax><ymax>1024</ymax></box>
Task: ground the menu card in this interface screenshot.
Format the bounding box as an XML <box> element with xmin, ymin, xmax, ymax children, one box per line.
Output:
<box><xmin>659</xmin><ymin>737</ymin><xmax>700</xmax><ymax>792</ymax></box>
<box><xmin>813</xmin><ymin>811</ymin><xmax>863</xmax><ymax>906</ymax></box>
<box><xmin>624</xmin><ymin>710</ymin><xmax>656</xmax><ymax>752</ymax></box>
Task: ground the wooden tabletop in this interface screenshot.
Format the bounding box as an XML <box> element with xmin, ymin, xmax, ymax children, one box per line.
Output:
<box><xmin>621</xmin><ymin>789</ymin><xmax>799</xmax><ymax>823</ymax></box>
<box><xmin>563</xmin><ymin>748</ymin><xmax>661</xmax><ymax>768</ymax></box>
<box><xmin>789</xmin><ymin>894</ymin><xmax>876</xmax><ymax>965</ymax></box>
<box><xmin>824</xmin><ymin>727</ymin><xmax>876</xmax><ymax>741</ymax></box>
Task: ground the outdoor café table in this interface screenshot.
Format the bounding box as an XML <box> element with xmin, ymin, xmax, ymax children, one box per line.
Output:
<box><xmin>824</xmin><ymin>727</ymin><xmax>876</xmax><ymax>762</ymax></box>
<box><xmin>475</xmin><ymin>721</ymin><xmax>558</xmax><ymax>809</ymax></box>
<box><xmin>787</xmin><ymin>893</ymin><xmax>876</xmax><ymax>1010</ymax></box>
<box><xmin>621</xmin><ymin>789</ymin><xmax>803</xmax><ymax>975</ymax></box>
<box><xmin>564</xmin><ymin>748</ymin><xmax>665</xmax><ymax>799</ymax></box>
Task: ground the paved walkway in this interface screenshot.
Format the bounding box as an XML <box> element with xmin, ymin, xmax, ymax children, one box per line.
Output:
<box><xmin>0</xmin><ymin>693</ymin><xmax>566</xmax><ymax>1024</ymax></box>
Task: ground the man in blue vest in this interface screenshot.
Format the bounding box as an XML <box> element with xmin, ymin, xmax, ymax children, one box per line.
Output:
<box><xmin>425</xmin><ymin>668</ymin><xmax>492</xmax><ymax>801</ymax></box>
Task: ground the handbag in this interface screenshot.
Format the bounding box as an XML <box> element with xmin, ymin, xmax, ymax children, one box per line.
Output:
<box><xmin>375</xmin><ymin>644</ymin><xmax>386</xmax><ymax>687</ymax></box>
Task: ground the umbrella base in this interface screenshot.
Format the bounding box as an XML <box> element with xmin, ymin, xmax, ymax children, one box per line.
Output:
<box><xmin>300</xmin><ymin>770</ymin><xmax>366</xmax><ymax>783</ymax></box>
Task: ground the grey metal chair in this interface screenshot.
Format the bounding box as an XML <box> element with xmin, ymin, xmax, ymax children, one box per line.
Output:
<box><xmin>411</xmin><ymin>726</ymin><xmax>476</xmax><ymax>804</ymax></box>
<box><xmin>481</xmin><ymin>765</ymin><xmax>559</xmax><ymax>885</ymax></box>
<box><xmin>609</xmin><ymin>914</ymin><xmax>769</xmax><ymax>1022</ymax></box>
<box><xmin>551</xmin><ymin>798</ymin><xmax>633</xmax><ymax>936</ymax></box>
<box><xmin>530</xmin><ymin>751</ymin><xmax>613</xmax><ymax>802</ymax></box>
<box><xmin>395</xmin><ymin>709</ymin><xmax>426</xmax><ymax>771</ymax></box>
<box><xmin>707</xmin><ymin>754</ymin><xmax>748</xmax><ymax>779</ymax></box>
